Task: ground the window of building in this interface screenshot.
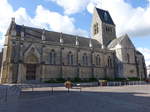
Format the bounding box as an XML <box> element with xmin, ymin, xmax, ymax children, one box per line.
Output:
<box><xmin>96</xmin><ymin>55</ymin><xmax>101</xmax><ymax>66</ymax></box>
<box><xmin>83</xmin><ymin>53</ymin><xmax>88</xmax><ymax>66</ymax></box>
<box><xmin>127</xmin><ymin>53</ymin><xmax>130</xmax><ymax>63</ymax></box>
<box><xmin>67</xmin><ymin>51</ymin><xmax>74</xmax><ymax>65</ymax></box>
<box><xmin>49</xmin><ymin>50</ymin><xmax>56</xmax><ymax>64</ymax></box>
<box><xmin>93</xmin><ymin>23</ymin><xmax>99</xmax><ymax>35</ymax></box>
<box><xmin>108</xmin><ymin>56</ymin><xmax>113</xmax><ymax>68</ymax></box>
<box><xmin>106</xmin><ymin>27</ymin><xmax>112</xmax><ymax>32</ymax></box>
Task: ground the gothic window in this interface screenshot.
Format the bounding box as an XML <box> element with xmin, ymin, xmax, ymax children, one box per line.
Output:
<box><xmin>108</xmin><ymin>56</ymin><xmax>113</xmax><ymax>68</ymax></box>
<box><xmin>106</xmin><ymin>27</ymin><xmax>112</xmax><ymax>32</ymax></box>
<box><xmin>94</xmin><ymin>23</ymin><xmax>99</xmax><ymax>35</ymax></box>
<box><xmin>96</xmin><ymin>55</ymin><xmax>101</xmax><ymax>66</ymax></box>
<box><xmin>127</xmin><ymin>53</ymin><xmax>130</xmax><ymax>63</ymax></box>
<box><xmin>67</xmin><ymin>51</ymin><xmax>74</xmax><ymax>65</ymax></box>
<box><xmin>49</xmin><ymin>50</ymin><xmax>56</xmax><ymax>64</ymax></box>
<box><xmin>83</xmin><ymin>53</ymin><xmax>88</xmax><ymax>66</ymax></box>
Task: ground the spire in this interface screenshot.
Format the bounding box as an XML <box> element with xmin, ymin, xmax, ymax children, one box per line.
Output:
<box><xmin>75</xmin><ymin>35</ymin><xmax>79</xmax><ymax>46</ymax></box>
<box><xmin>10</xmin><ymin>17</ymin><xmax>16</xmax><ymax>36</ymax></box>
<box><xmin>42</xmin><ymin>29</ymin><xmax>46</xmax><ymax>41</ymax></box>
<box><xmin>89</xmin><ymin>38</ymin><xmax>93</xmax><ymax>48</ymax></box>
<box><xmin>102</xmin><ymin>44</ymin><xmax>105</xmax><ymax>49</ymax></box>
<box><xmin>60</xmin><ymin>32</ymin><xmax>63</xmax><ymax>45</ymax></box>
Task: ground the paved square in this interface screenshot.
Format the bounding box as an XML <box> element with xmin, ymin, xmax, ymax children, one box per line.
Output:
<box><xmin>1</xmin><ymin>85</ymin><xmax>150</xmax><ymax>112</ymax></box>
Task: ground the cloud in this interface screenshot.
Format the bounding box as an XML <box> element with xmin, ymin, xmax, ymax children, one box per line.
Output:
<box><xmin>137</xmin><ymin>47</ymin><xmax>150</xmax><ymax>66</ymax></box>
<box><xmin>0</xmin><ymin>0</ymin><xmax>88</xmax><ymax>50</ymax></box>
<box><xmin>49</xmin><ymin>0</ymin><xmax>150</xmax><ymax>38</ymax></box>
<box><xmin>33</xmin><ymin>5</ymin><xmax>87</xmax><ymax>35</ymax></box>
<box><xmin>49</xmin><ymin>0</ymin><xmax>89</xmax><ymax>15</ymax></box>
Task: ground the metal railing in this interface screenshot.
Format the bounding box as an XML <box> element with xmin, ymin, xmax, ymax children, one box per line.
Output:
<box><xmin>0</xmin><ymin>80</ymin><xmax>150</xmax><ymax>104</ymax></box>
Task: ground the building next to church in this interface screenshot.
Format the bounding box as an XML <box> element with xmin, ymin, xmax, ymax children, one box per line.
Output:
<box><xmin>0</xmin><ymin>8</ymin><xmax>147</xmax><ymax>83</ymax></box>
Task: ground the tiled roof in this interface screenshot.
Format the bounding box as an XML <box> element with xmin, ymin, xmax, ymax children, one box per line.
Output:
<box><xmin>136</xmin><ymin>50</ymin><xmax>143</xmax><ymax>55</ymax></box>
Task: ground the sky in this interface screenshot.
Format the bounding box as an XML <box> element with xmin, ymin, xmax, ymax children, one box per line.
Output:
<box><xmin>0</xmin><ymin>0</ymin><xmax>150</xmax><ymax>66</ymax></box>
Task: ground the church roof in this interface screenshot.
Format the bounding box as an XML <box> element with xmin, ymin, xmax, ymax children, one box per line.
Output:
<box><xmin>136</xmin><ymin>50</ymin><xmax>143</xmax><ymax>55</ymax></box>
<box><xmin>14</xmin><ymin>24</ymin><xmax>102</xmax><ymax>49</ymax></box>
<box><xmin>108</xmin><ymin>34</ymin><xmax>135</xmax><ymax>49</ymax></box>
<box><xmin>96</xmin><ymin>8</ymin><xmax>115</xmax><ymax>25</ymax></box>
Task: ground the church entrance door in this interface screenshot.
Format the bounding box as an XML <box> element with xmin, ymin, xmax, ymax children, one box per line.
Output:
<box><xmin>26</xmin><ymin>64</ymin><xmax>36</xmax><ymax>80</ymax></box>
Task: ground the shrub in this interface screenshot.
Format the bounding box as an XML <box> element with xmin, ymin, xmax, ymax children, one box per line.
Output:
<box><xmin>128</xmin><ymin>77</ymin><xmax>140</xmax><ymax>81</ymax></box>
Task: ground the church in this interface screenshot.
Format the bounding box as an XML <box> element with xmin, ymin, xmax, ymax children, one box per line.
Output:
<box><xmin>0</xmin><ymin>7</ymin><xmax>147</xmax><ymax>83</ymax></box>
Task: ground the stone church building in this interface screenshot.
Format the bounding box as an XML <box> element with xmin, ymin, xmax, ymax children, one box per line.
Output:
<box><xmin>0</xmin><ymin>8</ymin><xmax>147</xmax><ymax>83</ymax></box>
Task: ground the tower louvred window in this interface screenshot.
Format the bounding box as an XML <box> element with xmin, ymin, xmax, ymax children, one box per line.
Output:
<box><xmin>94</xmin><ymin>23</ymin><xmax>99</xmax><ymax>35</ymax></box>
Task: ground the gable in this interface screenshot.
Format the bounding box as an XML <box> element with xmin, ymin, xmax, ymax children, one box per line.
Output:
<box><xmin>108</xmin><ymin>34</ymin><xmax>135</xmax><ymax>49</ymax></box>
<box><xmin>24</xmin><ymin>44</ymin><xmax>41</xmax><ymax>63</ymax></box>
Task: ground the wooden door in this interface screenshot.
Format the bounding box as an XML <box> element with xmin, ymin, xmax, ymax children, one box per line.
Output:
<box><xmin>26</xmin><ymin>64</ymin><xmax>36</xmax><ymax>80</ymax></box>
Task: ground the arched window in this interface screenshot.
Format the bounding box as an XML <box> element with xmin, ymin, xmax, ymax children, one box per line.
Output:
<box><xmin>127</xmin><ymin>53</ymin><xmax>130</xmax><ymax>63</ymax></box>
<box><xmin>67</xmin><ymin>51</ymin><xmax>73</xmax><ymax>65</ymax></box>
<box><xmin>96</xmin><ymin>55</ymin><xmax>101</xmax><ymax>66</ymax></box>
<box><xmin>108</xmin><ymin>56</ymin><xmax>112</xmax><ymax>68</ymax></box>
<box><xmin>83</xmin><ymin>53</ymin><xmax>88</xmax><ymax>65</ymax></box>
<box><xmin>49</xmin><ymin>50</ymin><xmax>56</xmax><ymax>64</ymax></box>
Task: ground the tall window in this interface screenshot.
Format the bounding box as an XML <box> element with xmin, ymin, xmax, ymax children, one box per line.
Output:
<box><xmin>108</xmin><ymin>56</ymin><xmax>112</xmax><ymax>68</ymax></box>
<box><xmin>94</xmin><ymin>23</ymin><xmax>99</xmax><ymax>35</ymax></box>
<box><xmin>67</xmin><ymin>51</ymin><xmax>74</xmax><ymax>65</ymax></box>
<box><xmin>127</xmin><ymin>53</ymin><xmax>130</xmax><ymax>63</ymax></box>
<box><xmin>106</xmin><ymin>27</ymin><xmax>112</xmax><ymax>32</ymax></box>
<box><xmin>49</xmin><ymin>50</ymin><xmax>56</xmax><ymax>64</ymax></box>
<box><xmin>96</xmin><ymin>55</ymin><xmax>101</xmax><ymax>66</ymax></box>
<box><xmin>83</xmin><ymin>53</ymin><xmax>88</xmax><ymax>65</ymax></box>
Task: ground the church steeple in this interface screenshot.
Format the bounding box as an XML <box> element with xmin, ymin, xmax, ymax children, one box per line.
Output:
<box><xmin>91</xmin><ymin>7</ymin><xmax>116</xmax><ymax>48</ymax></box>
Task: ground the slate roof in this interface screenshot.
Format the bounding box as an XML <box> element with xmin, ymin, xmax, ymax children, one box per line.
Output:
<box><xmin>136</xmin><ymin>50</ymin><xmax>143</xmax><ymax>55</ymax></box>
<box><xmin>96</xmin><ymin>8</ymin><xmax>115</xmax><ymax>25</ymax></box>
<box><xmin>15</xmin><ymin>24</ymin><xmax>102</xmax><ymax>49</ymax></box>
<box><xmin>108</xmin><ymin>34</ymin><xmax>135</xmax><ymax>49</ymax></box>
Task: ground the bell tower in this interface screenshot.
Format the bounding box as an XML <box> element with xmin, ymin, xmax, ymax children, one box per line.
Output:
<box><xmin>91</xmin><ymin>7</ymin><xmax>116</xmax><ymax>48</ymax></box>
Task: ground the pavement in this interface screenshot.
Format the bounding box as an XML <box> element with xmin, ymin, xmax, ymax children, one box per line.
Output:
<box><xmin>0</xmin><ymin>85</ymin><xmax>150</xmax><ymax>112</ymax></box>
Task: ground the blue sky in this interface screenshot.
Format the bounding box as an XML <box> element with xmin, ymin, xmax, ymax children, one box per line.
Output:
<box><xmin>0</xmin><ymin>0</ymin><xmax>150</xmax><ymax>65</ymax></box>
<box><xmin>7</xmin><ymin>0</ymin><xmax>150</xmax><ymax>48</ymax></box>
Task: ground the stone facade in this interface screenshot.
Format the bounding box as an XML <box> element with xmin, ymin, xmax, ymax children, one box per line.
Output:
<box><xmin>0</xmin><ymin>8</ymin><xmax>147</xmax><ymax>83</ymax></box>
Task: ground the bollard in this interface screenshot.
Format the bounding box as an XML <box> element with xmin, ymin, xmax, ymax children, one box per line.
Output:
<box><xmin>51</xmin><ymin>87</ymin><xmax>53</xmax><ymax>95</ymax></box>
<box><xmin>68</xmin><ymin>88</ymin><xmax>69</xmax><ymax>93</ymax></box>
<box><xmin>80</xmin><ymin>87</ymin><xmax>82</xmax><ymax>92</ymax></box>
<box><xmin>5</xmin><ymin>87</ymin><xmax>8</xmax><ymax>103</ymax></box>
<box><xmin>32</xmin><ymin>86</ymin><xmax>34</xmax><ymax>91</ymax></box>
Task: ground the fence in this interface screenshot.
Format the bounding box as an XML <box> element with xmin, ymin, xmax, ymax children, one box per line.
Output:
<box><xmin>99</xmin><ymin>81</ymin><xmax>148</xmax><ymax>87</ymax></box>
